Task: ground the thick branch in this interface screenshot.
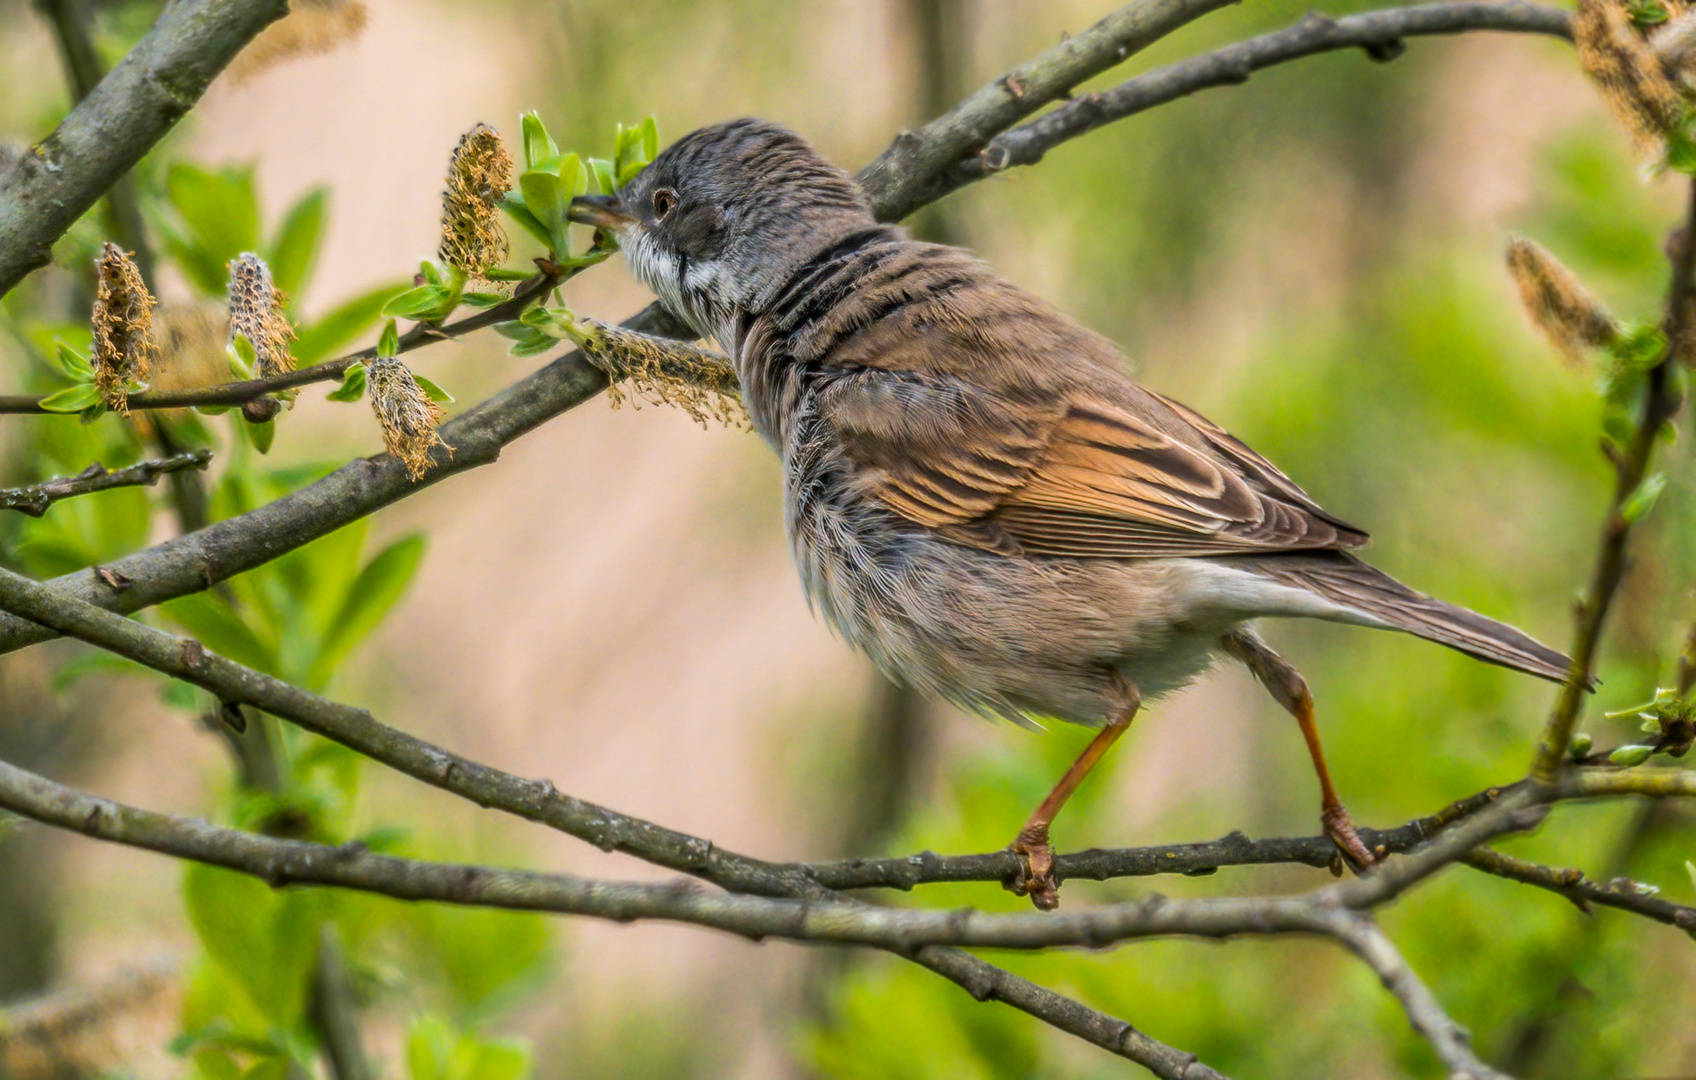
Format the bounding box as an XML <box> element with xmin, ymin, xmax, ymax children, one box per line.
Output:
<box><xmin>0</xmin><ymin>450</ymin><xmax>211</xmax><ymax>517</ymax></box>
<box><xmin>856</xmin><ymin>0</ymin><xmax>1240</xmax><ymax>222</ymax></box>
<box><xmin>0</xmin><ymin>0</ymin><xmax>291</xmax><ymax>298</ymax></box>
<box><xmin>937</xmin><ymin>1</ymin><xmax>1573</xmax><ymax>199</ymax></box>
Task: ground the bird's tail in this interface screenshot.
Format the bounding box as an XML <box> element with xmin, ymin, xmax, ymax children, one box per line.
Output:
<box><xmin>1239</xmin><ymin>551</ymin><xmax>1581</xmax><ymax>686</ymax></box>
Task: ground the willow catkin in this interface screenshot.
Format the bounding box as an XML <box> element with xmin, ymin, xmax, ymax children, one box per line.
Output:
<box><xmin>575</xmin><ymin>319</ymin><xmax>747</xmax><ymax>429</ymax></box>
<box><xmin>227</xmin><ymin>253</ymin><xmax>296</xmax><ymax>378</ymax></box>
<box><xmin>439</xmin><ymin>124</ymin><xmax>514</xmax><ymax>279</ymax></box>
<box><xmin>1575</xmin><ymin>0</ymin><xmax>1686</xmax><ymax>153</ymax></box>
<box><xmin>367</xmin><ymin>355</ymin><xmax>449</xmax><ymax>480</ymax></box>
<box><xmin>1506</xmin><ymin>236</ymin><xmax>1620</xmax><ymax>364</ymax></box>
<box><xmin>91</xmin><ymin>243</ymin><xmax>157</xmax><ymax>412</ymax></box>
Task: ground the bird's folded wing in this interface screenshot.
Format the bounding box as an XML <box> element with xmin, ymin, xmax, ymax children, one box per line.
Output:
<box><xmin>821</xmin><ymin>374</ymin><xmax>1369</xmax><ymax>559</ymax></box>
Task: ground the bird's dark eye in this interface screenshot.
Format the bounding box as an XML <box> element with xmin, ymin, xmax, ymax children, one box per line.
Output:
<box><xmin>652</xmin><ymin>188</ymin><xmax>679</xmax><ymax>221</ymax></box>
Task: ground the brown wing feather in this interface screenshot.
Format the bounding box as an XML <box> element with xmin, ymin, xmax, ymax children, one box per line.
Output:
<box><xmin>828</xmin><ymin>376</ymin><xmax>1367</xmax><ymax>559</ymax></box>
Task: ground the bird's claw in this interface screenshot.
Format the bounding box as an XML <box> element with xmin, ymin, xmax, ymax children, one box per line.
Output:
<box><xmin>1011</xmin><ymin>823</ymin><xmax>1061</xmax><ymax>911</ymax></box>
<box><xmin>1322</xmin><ymin>802</ymin><xmax>1377</xmax><ymax>873</ymax></box>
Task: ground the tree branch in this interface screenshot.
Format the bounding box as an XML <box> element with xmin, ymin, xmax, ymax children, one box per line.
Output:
<box><xmin>855</xmin><ymin>0</ymin><xmax>1243</xmax><ymax>222</ymax></box>
<box><xmin>0</xmin><ymin>450</ymin><xmax>211</xmax><ymax>517</ymax></box>
<box><xmin>0</xmin><ymin>269</ymin><xmax>564</xmax><ymax>415</ymax></box>
<box><xmin>1463</xmin><ymin>845</ymin><xmax>1696</xmax><ymax>934</ymax></box>
<box><xmin>0</xmin><ymin>0</ymin><xmax>291</xmax><ymax>299</ymax></box>
<box><xmin>1316</xmin><ymin>911</ymin><xmax>1506</xmax><ymax>1079</ymax></box>
<box><xmin>936</xmin><ymin>1</ymin><xmax>1573</xmax><ymax>200</ymax></box>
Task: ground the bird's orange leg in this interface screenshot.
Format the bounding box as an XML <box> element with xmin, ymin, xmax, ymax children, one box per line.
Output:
<box><xmin>1012</xmin><ymin>677</ymin><xmax>1141</xmax><ymax>911</ymax></box>
<box><xmin>1222</xmin><ymin>630</ymin><xmax>1376</xmax><ymax>871</ymax></box>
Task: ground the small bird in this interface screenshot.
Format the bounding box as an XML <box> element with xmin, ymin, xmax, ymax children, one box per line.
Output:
<box><xmin>570</xmin><ymin>119</ymin><xmax>1576</xmax><ymax>910</ymax></box>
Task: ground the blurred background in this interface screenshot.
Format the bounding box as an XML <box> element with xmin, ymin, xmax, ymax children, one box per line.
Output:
<box><xmin>1</xmin><ymin>0</ymin><xmax>1693</xmax><ymax>1076</ymax></box>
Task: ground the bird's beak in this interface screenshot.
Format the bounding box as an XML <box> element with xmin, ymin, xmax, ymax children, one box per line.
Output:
<box><xmin>569</xmin><ymin>193</ymin><xmax>631</xmax><ymax>231</ymax></box>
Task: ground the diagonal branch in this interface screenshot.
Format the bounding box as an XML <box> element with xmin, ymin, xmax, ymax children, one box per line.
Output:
<box><xmin>0</xmin><ymin>0</ymin><xmax>291</xmax><ymax>299</ymax></box>
<box><xmin>935</xmin><ymin>1</ymin><xmax>1573</xmax><ymax>201</ymax></box>
<box><xmin>855</xmin><ymin>0</ymin><xmax>1242</xmax><ymax>222</ymax></box>
<box><xmin>1531</xmin><ymin>177</ymin><xmax>1696</xmax><ymax>779</ymax></box>
<box><xmin>0</xmin><ymin>450</ymin><xmax>211</xmax><ymax>517</ymax></box>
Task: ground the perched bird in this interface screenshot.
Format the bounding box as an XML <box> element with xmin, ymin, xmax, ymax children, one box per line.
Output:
<box><xmin>570</xmin><ymin>119</ymin><xmax>1576</xmax><ymax>910</ymax></box>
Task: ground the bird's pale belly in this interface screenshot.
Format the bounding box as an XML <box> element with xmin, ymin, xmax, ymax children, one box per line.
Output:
<box><xmin>789</xmin><ymin>486</ymin><xmax>1253</xmax><ymax>727</ymax></box>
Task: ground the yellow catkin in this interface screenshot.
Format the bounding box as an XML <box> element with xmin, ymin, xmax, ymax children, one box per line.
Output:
<box><xmin>367</xmin><ymin>355</ymin><xmax>449</xmax><ymax>480</ymax></box>
<box><xmin>227</xmin><ymin>254</ymin><xmax>296</xmax><ymax>378</ymax></box>
<box><xmin>439</xmin><ymin>124</ymin><xmax>514</xmax><ymax>278</ymax></box>
<box><xmin>1575</xmin><ymin>0</ymin><xmax>1686</xmax><ymax>153</ymax></box>
<box><xmin>577</xmin><ymin>320</ymin><xmax>748</xmax><ymax>429</ymax></box>
<box><xmin>1506</xmin><ymin>236</ymin><xmax>1620</xmax><ymax>364</ymax></box>
<box><xmin>91</xmin><ymin>243</ymin><xmax>157</xmax><ymax>412</ymax></box>
<box><xmin>226</xmin><ymin>0</ymin><xmax>369</xmax><ymax>83</ymax></box>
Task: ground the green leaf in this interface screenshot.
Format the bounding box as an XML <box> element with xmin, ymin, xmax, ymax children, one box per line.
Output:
<box><xmin>1620</xmin><ymin>472</ymin><xmax>1668</xmax><ymax>524</ymax></box>
<box><xmin>560</xmin><ymin>153</ymin><xmax>587</xmax><ymax>199</ymax></box>
<box><xmin>163</xmin><ymin>163</ymin><xmax>262</xmax><ymax>296</ymax></box>
<box><xmin>309</xmin><ymin>532</ymin><xmax>425</xmax><ymax>684</ymax></box>
<box><xmin>378</xmin><ymin>319</ymin><xmax>400</xmax><ymax>358</ymax></box>
<box><xmin>267</xmin><ymin>187</ymin><xmax>328</xmax><ymax>296</ymax></box>
<box><xmin>38</xmin><ymin>383</ymin><xmax>103</xmax><ymax>413</ymax></box>
<box><xmin>161</xmin><ymin>593</ymin><xmax>277</xmax><ymax>673</ymax></box>
<box><xmin>293</xmin><ymin>281</ymin><xmax>411</xmax><ymax>364</ymax></box>
<box><xmin>245</xmin><ymin>417</ymin><xmax>276</xmax><ymax>455</ymax></box>
<box><xmin>420</xmin><ymin>259</ymin><xmax>444</xmax><ymax>286</ymax></box>
<box><xmin>520</xmin><ymin>111</ymin><xmax>558</xmax><ymax>170</ymax></box>
<box><xmin>493</xmin><ymin>320</ymin><xmax>545</xmax><ymax>342</ymax></box>
<box><xmin>640</xmin><ymin>115</ymin><xmax>659</xmax><ymax>162</ymax></box>
<box><xmin>382</xmin><ymin>284</ymin><xmax>454</xmax><ymax>320</ymax></box>
<box><xmin>228</xmin><ymin>335</ymin><xmax>257</xmax><ymax>380</ymax></box>
<box><xmin>460</xmin><ymin>291</ymin><xmax>506</xmax><ymax>309</ymax></box>
<box><xmin>519</xmin><ymin>170</ymin><xmax>565</xmax><ymax>234</ymax></box>
<box><xmin>327</xmin><ymin>363</ymin><xmax>367</xmax><ymax>402</ymax></box>
<box><xmin>482</xmin><ymin>266</ymin><xmax>535</xmax><ymax>282</ymax></box>
<box><xmin>413</xmin><ymin>374</ymin><xmax>454</xmax><ymax>403</ymax></box>
<box><xmin>54</xmin><ymin>340</ymin><xmax>92</xmax><ymax>380</ymax></box>
<box><xmin>182</xmin><ymin>863</ymin><xmax>323</xmax><ymax>1027</ymax></box>
<box><xmin>590</xmin><ymin>157</ymin><xmax>616</xmax><ymax>196</ymax></box>
<box><xmin>507</xmin><ymin>335</ymin><xmax>558</xmax><ymax>358</ymax></box>
<box><xmin>498</xmin><ymin>192</ymin><xmax>554</xmax><ymax>250</ymax></box>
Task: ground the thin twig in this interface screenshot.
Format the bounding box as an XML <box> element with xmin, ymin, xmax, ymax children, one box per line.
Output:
<box><xmin>935</xmin><ymin>1</ymin><xmax>1572</xmax><ymax>200</ymax></box>
<box><xmin>1464</xmin><ymin>846</ymin><xmax>1696</xmax><ymax>934</ymax></box>
<box><xmin>1532</xmin><ymin>177</ymin><xmax>1696</xmax><ymax>780</ymax></box>
<box><xmin>0</xmin><ymin>450</ymin><xmax>211</xmax><ymax>517</ymax></box>
<box><xmin>0</xmin><ymin>271</ymin><xmax>562</xmax><ymax>415</ymax></box>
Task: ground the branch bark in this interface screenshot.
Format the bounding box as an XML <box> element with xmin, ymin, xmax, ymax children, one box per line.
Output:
<box><xmin>0</xmin><ymin>451</ymin><xmax>211</xmax><ymax>517</ymax></box>
<box><xmin>855</xmin><ymin>0</ymin><xmax>1242</xmax><ymax>222</ymax></box>
<box><xmin>935</xmin><ymin>1</ymin><xmax>1573</xmax><ymax>200</ymax></box>
<box><xmin>0</xmin><ymin>0</ymin><xmax>291</xmax><ymax>298</ymax></box>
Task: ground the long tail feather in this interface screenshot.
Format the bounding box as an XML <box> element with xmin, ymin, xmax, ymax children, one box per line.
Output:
<box><xmin>1238</xmin><ymin>552</ymin><xmax>1581</xmax><ymax>686</ymax></box>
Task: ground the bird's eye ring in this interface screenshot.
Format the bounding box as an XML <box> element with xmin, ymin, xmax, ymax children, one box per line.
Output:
<box><xmin>652</xmin><ymin>188</ymin><xmax>679</xmax><ymax>221</ymax></box>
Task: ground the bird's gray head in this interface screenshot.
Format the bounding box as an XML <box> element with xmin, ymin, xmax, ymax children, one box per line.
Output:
<box><xmin>569</xmin><ymin>118</ymin><xmax>878</xmax><ymax>344</ymax></box>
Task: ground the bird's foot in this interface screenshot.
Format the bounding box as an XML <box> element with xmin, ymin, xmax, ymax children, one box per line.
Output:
<box><xmin>1011</xmin><ymin>822</ymin><xmax>1061</xmax><ymax>911</ymax></box>
<box><xmin>1322</xmin><ymin>802</ymin><xmax>1377</xmax><ymax>874</ymax></box>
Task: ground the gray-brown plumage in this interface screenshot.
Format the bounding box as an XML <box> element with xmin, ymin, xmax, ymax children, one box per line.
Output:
<box><xmin>570</xmin><ymin>118</ymin><xmax>1578</xmax><ymax>909</ymax></box>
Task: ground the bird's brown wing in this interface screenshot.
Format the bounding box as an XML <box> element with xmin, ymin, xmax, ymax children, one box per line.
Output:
<box><xmin>822</xmin><ymin>373</ymin><xmax>1369</xmax><ymax>559</ymax></box>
